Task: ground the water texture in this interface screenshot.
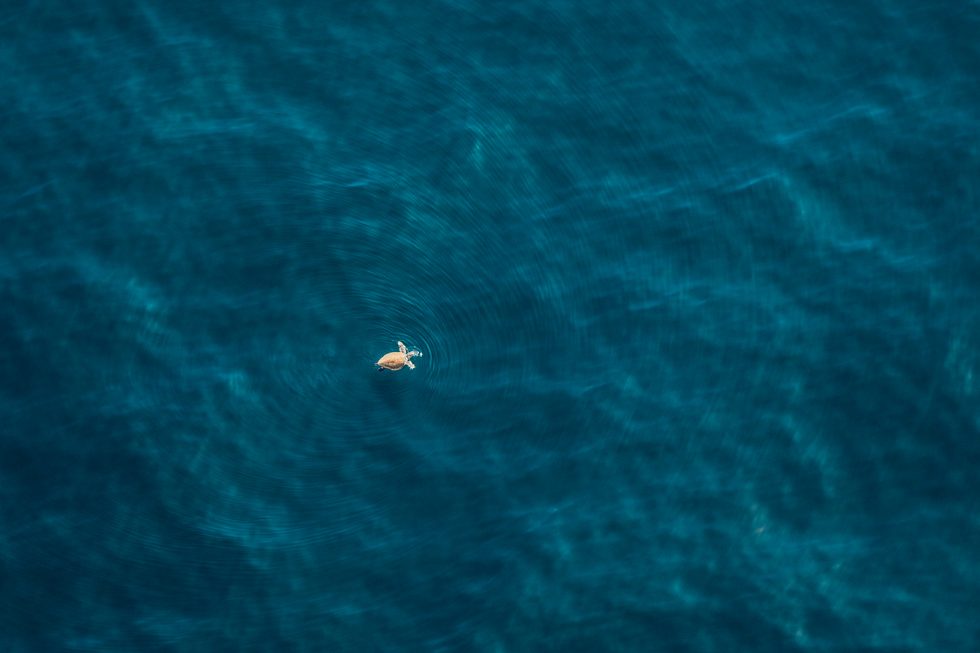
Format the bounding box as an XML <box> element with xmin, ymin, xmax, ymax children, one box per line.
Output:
<box><xmin>1</xmin><ymin>1</ymin><xmax>978</xmax><ymax>651</ymax></box>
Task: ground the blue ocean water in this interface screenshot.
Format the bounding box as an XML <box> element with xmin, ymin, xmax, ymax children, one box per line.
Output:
<box><xmin>2</xmin><ymin>1</ymin><xmax>979</xmax><ymax>650</ymax></box>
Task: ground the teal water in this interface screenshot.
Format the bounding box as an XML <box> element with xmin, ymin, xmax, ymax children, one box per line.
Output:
<box><xmin>2</xmin><ymin>1</ymin><xmax>979</xmax><ymax>651</ymax></box>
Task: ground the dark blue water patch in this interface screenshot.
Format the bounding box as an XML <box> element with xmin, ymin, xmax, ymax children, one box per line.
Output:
<box><xmin>3</xmin><ymin>0</ymin><xmax>980</xmax><ymax>651</ymax></box>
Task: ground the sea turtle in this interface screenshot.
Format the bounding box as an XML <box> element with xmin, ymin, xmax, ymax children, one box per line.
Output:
<box><xmin>376</xmin><ymin>341</ymin><xmax>422</xmax><ymax>371</ymax></box>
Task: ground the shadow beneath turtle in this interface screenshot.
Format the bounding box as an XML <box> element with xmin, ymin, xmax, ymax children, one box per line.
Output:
<box><xmin>369</xmin><ymin>368</ymin><xmax>406</xmax><ymax>413</ymax></box>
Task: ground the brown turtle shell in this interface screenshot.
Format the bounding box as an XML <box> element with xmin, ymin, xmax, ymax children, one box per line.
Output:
<box><xmin>377</xmin><ymin>351</ymin><xmax>408</xmax><ymax>370</ymax></box>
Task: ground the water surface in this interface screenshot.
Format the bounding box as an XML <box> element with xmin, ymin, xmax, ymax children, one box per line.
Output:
<box><xmin>2</xmin><ymin>1</ymin><xmax>979</xmax><ymax>651</ymax></box>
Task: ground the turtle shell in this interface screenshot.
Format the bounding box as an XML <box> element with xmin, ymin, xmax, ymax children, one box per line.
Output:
<box><xmin>377</xmin><ymin>351</ymin><xmax>407</xmax><ymax>370</ymax></box>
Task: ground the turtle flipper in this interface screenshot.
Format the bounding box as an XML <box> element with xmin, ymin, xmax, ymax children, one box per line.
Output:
<box><xmin>398</xmin><ymin>341</ymin><xmax>407</xmax><ymax>354</ymax></box>
<box><xmin>406</xmin><ymin>360</ymin><xmax>415</xmax><ymax>369</ymax></box>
